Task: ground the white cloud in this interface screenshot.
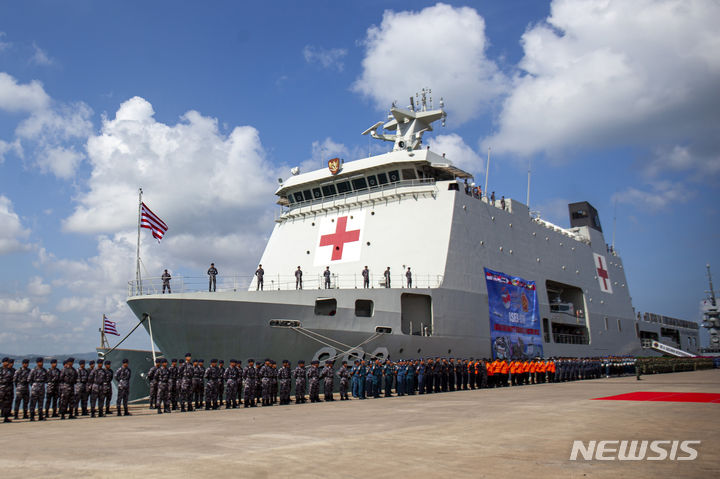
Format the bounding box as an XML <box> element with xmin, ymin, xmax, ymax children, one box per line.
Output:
<box><xmin>427</xmin><ymin>134</ymin><xmax>484</xmax><ymax>174</ymax></box>
<box><xmin>0</xmin><ymin>297</ymin><xmax>33</xmax><ymax>314</ymax></box>
<box><xmin>353</xmin><ymin>3</ymin><xmax>507</xmax><ymax>124</ymax></box>
<box><xmin>27</xmin><ymin>276</ymin><xmax>51</xmax><ymax>297</ymax></box>
<box><xmin>0</xmin><ymin>138</ymin><xmax>22</xmax><ymax>163</ymax></box>
<box><xmin>644</xmin><ymin>145</ymin><xmax>720</xmax><ymax>179</ymax></box>
<box><xmin>0</xmin><ymin>195</ymin><xmax>31</xmax><ymax>255</ymax></box>
<box><xmin>0</xmin><ymin>72</ymin><xmax>50</xmax><ymax>112</ymax></box>
<box><xmin>484</xmin><ymin>0</ymin><xmax>720</xmax><ymax>164</ymax></box>
<box><xmin>302</xmin><ymin>45</ymin><xmax>347</xmax><ymax>72</ymax></box>
<box><xmin>0</xmin><ymin>32</ymin><xmax>10</xmax><ymax>51</ymax></box>
<box><xmin>612</xmin><ymin>181</ymin><xmax>691</xmax><ymax>211</ymax></box>
<box><xmin>30</xmin><ymin>43</ymin><xmax>53</xmax><ymax>66</ymax></box>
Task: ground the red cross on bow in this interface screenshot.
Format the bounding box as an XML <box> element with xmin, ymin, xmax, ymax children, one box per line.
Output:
<box><xmin>596</xmin><ymin>256</ymin><xmax>610</xmax><ymax>290</ymax></box>
<box><xmin>319</xmin><ymin>216</ymin><xmax>361</xmax><ymax>261</ymax></box>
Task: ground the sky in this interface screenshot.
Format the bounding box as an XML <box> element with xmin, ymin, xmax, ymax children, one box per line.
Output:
<box><xmin>0</xmin><ymin>0</ymin><xmax>718</xmax><ymax>354</ymax></box>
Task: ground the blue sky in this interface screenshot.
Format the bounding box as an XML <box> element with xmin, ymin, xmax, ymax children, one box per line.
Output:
<box><xmin>0</xmin><ymin>0</ymin><xmax>718</xmax><ymax>354</ymax></box>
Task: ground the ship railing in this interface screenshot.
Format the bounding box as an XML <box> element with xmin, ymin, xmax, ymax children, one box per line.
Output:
<box><xmin>128</xmin><ymin>273</ymin><xmax>444</xmax><ymax>297</ymax></box>
<box><xmin>281</xmin><ymin>178</ymin><xmax>437</xmax><ymax>214</ymax></box>
<box><xmin>552</xmin><ymin>333</ymin><xmax>590</xmax><ymax>345</ymax></box>
<box><xmin>530</xmin><ymin>216</ymin><xmax>591</xmax><ymax>245</ymax></box>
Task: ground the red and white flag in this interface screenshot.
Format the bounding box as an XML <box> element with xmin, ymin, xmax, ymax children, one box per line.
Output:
<box><xmin>103</xmin><ymin>315</ymin><xmax>120</xmax><ymax>336</ymax></box>
<box><xmin>141</xmin><ymin>202</ymin><xmax>168</xmax><ymax>242</ymax></box>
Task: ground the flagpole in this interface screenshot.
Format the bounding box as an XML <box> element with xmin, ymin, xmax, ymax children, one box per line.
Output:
<box><xmin>136</xmin><ymin>187</ymin><xmax>143</xmax><ymax>295</ymax></box>
<box><xmin>484</xmin><ymin>147</ymin><xmax>490</xmax><ymax>200</ymax></box>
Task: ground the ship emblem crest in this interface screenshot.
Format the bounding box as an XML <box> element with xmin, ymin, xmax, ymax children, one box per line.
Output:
<box><xmin>328</xmin><ymin>158</ymin><xmax>341</xmax><ymax>175</ymax></box>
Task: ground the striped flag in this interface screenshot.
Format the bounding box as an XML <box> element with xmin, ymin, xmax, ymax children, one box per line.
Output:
<box><xmin>103</xmin><ymin>315</ymin><xmax>120</xmax><ymax>336</ymax></box>
<box><xmin>141</xmin><ymin>202</ymin><xmax>168</xmax><ymax>242</ymax></box>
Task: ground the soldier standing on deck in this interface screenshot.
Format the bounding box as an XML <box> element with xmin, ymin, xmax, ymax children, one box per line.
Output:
<box><xmin>278</xmin><ymin>360</ymin><xmax>292</xmax><ymax>405</ymax></box>
<box><xmin>88</xmin><ymin>360</ymin><xmax>104</xmax><ymax>417</ymax></box>
<box><xmin>324</xmin><ymin>266</ymin><xmax>332</xmax><ymax>289</ymax></box>
<box><xmin>295</xmin><ymin>266</ymin><xmax>303</xmax><ymax>289</ymax></box>
<box><xmin>13</xmin><ymin>358</ymin><xmax>30</xmax><ymax>420</ymax></box>
<box><xmin>336</xmin><ymin>361</ymin><xmax>350</xmax><ymax>400</ymax></box>
<box><xmin>406</xmin><ymin>267</ymin><xmax>412</xmax><ymax>288</ymax></box>
<box><xmin>308</xmin><ymin>360</ymin><xmax>321</xmax><ymax>403</ymax></box>
<box><xmin>148</xmin><ymin>358</ymin><xmax>160</xmax><ymax>409</ymax></box>
<box><xmin>115</xmin><ymin>359</ymin><xmax>131</xmax><ymax>416</ymax></box>
<box><xmin>204</xmin><ymin>359</ymin><xmax>220</xmax><ymax>410</ymax></box>
<box><xmin>1</xmin><ymin>358</ymin><xmax>15</xmax><ymax>423</ymax></box>
<box><xmin>28</xmin><ymin>357</ymin><xmax>47</xmax><ymax>421</ymax></box>
<box><xmin>320</xmin><ymin>360</ymin><xmax>334</xmax><ymax>401</ymax></box>
<box><xmin>102</xmin><ymin>360</ymin><xmax>114</xmax><ymax>415</ymax></box>
<box><xmin>208</xmin><ymin>263</ymin><xmax>218</xmax><ymax>292</ymax></box>
<box><xmin>168</xmin><ymin>358</ymin><xmax>179</xmax><ymax>410</ymax></box>
<box><xmin>58</xmin><ymin>358</ymin><xmax>78</xmax><ymax>420</ymax></box>
<box><xmin>224</xmin><ymin>360</ymin><xmax>240</xmax><ymax>408</ymax></box>
<box><xmin>156</xmin><ymin>359</ymin><xmax>171</xmax><ymax>414</ymax></box>
<box><xmin>255</xmin><ymin>265</ymin><xmax>264</xmax><ymax>291</ymax></box>
<box><xmin>243</xmin><ymin>359</ymin><xmax>257</xmax><ymax>407</ymax></box>
<box><xmin>362</xmin><ymin>266</ymin><xmax>370</xmax><ymax>288</ymax></box>
<box><xmin>75</xmin><ymin>360</ymin><xmax>89</xmax><ymax>416</ymax></box>
<box><xmin>45</xmin><ymin>359</ymin><xmax>60</xmax><ymax>418</ymax></box>
<box><xmin>384</xmin><ymin>267</ymin><xmax>391</xmax><ymax>288</ymax></box>
<box><xmin>293</xmin><ymin>360</ymin><xmax>307</xmax><ymax>404</ymax></box>
<box><xmin>179</xmin><ymin>354</ymin><xmax>194</xmax><ymax>412</ymax></box>
<box><xmin>162</xmin><ymin>269</ymin><xmax>172</xmax><ymax>294</ymax></box>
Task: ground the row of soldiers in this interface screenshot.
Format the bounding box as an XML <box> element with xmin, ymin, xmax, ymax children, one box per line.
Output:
<box><xmin>0</xmin><ymin>356</ymin><xmax>130</xmax><ymax>422</ymax></box>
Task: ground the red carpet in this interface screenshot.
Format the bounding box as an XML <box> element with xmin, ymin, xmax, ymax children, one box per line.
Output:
<box><xmin>593</xmin><ymin>391</ymin><xmax>720</xmax><ymax>403</ymax></box>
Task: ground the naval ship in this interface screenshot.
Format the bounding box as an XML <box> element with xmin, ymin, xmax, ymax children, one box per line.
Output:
<box><xmin>126</xmin><ymin>90</ymin><xmax>699</xmax><ymax>363</ymax></box>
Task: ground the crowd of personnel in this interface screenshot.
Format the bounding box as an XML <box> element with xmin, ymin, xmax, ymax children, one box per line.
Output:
<box><xmin>1</xmin><ymin>354</ymin><xmax>639</xmax><ymax>423</ymax></box>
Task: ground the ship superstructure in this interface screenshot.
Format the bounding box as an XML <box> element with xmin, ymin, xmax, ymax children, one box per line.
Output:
<box><xmin>126</xmin><ymin>91</ymin><xmax>698</xmax><ymax>363</ymax></box>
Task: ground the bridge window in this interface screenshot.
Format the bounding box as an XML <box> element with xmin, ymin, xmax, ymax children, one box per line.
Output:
<box><xmin>377</xmin><ymin>172</ymin><xmax>389</xmax><ymax>185</ymax></box>
<box><xmin>287</xmin><ymin>195</ymin><xmax>294</xmax><ymax>204</ymax></box>
<box><xmin>337</xmin><ymin>181</ymin><xmax>351</xmax><ymax>194</ymax></box>
<box><xmin>355</xmin><ymin>299</ymin><xmax>374</xmax><ymax>317</ymax></box>
<box><xmin>321</xmin><ymin>184</ymin><xmax>337</xmax><ymax>197</ymax></box>
<box><xmin>293</xmin><ymin>192</ymin><xmax>304</xmax><ymax>202</ymax></box>
<box><xmin>312</xmin><ymin>187</ymin><xmax>322</xmax><ymax>199</ymax></box>
<box><xmin>367</xmin><ymin>175</ymin><xmax>378</xmax><ymax>187</ymax></box>
<box><xmin>351</xmin><ymin>177</ymin><xmax>368</xmax><ymax>191</ymax></box>
<box><xmin>314</xmin><ymin>298</ymin><xmax>337</xmax><ymax>316</ymax></box>
<box><xmin>401</xmin><ymin>169</ymin><xmax>417</xmax><ymax>180</ymax></box>
<box><xmin>388</xmin><ymin>170</ymin><xmax>400</xmax><ymax>182</ymax></box>
<box><xmin>302</xmin><ymin>190</ymin><xmax>312</xmax><ymax>201</ymax></box>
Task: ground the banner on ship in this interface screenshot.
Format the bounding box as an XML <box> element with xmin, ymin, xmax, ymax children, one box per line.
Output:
<box><xmin>484</xmin><ymin>268</ymin><xmax>543</xmax><ymax>360</ymax></box>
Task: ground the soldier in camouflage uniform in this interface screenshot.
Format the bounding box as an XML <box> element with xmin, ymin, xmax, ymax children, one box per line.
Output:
<box><xmin>243</xmin><ymin>359</ymin><xmax>257</xmax><ymax>407</ymax></box>
<box><xmin>235</xmin><ymin>360</ymin><xmax>243</xmax><ymax>405</ymax></box>
<box><xmin>217</xmin><ymin>359</ymin><xmax>225</xmax><ymax>406</ymax></box>
<box><xmin>336</xmin><ymin>360</ymin><xmax>350</xmax><ymax>400</ymax></box>
<box><xmin>270</xmin><ymin>360</ymin><xmax>279</xmax><ymax>404</ymax></box>
<box><xmin>293</xmin><ymin>360</ymin><xmax>307</xmax><ymax>404</ymax></box>
<box><xmin>74</xmin><ymin>359</ymin><xmax>90</xmax><ymax>416</ymax></box>
<box><xmin>28</xmin><ymin>357</ymin><xmax>47</xmax><ymax>421</ymax></box>
<box><xmin>58</xmin><ymin>358</ymin><xmax>78</xmax><ymax>419</ymax></box>
<box><xmin>204</xmin><ymin>359</ymin><xmax>220</xmax><ymax>410</ymax></box>
<box><xmin>224</xmin><ymin>359</ymin><xmax>241</xmax><ymax>408</ymax></box>
<box><xmin>44</xmin><ymin>358</ymin><xmax>60</xmax><ymax>417</ymax></box>
<box><xmin>168</xmin><ymin>358</ymin><xmax>179</xmax><ymax>410</ymax></box>
<box><xmin>278</xmin><ymin>360</ymin><xmax>292</xmax><ymax>405</ymax></box>
<box><xmin>178</xmin><ymin>354</ymin><xmax>193</xmax><ymax>412</ymax></box>
<box><xmin>101</xmin><ymin>360</ymin><xmax>114</xmax><ymax>414</ymax></box>
<box><xmin>13</xmin><ymin>358</ymin><xmax>30</xmax><ymax>419</ymax></box>
<box><xmin>259</xmin><ymin>358</ymin><xmax>273</xmax><ymax>406</ymax></box>
<box><xmin>320</xmin><ymin>360</ymin><xmax>334</xmax><ymax>401</ymax></box>
<box><xmin>88</xmin><ymin>360</ymin><xmax>105</xmax><ymax>417</ymax></box>
<box><xmin>255</xmin><ymin>362</ymin><xmax>262</xmax><ymax>401</ymax></box>
<box><xmin>115</xmin><ymin>359</ymin><xmax>132</xmax><ymax>416</ymax></box>
<box><xmin>308</xmin><ymin>360</ymin><xmax>321</xmax><ymax>403</ymax></box>
<box><xmin>193</xmin><ymin>359</ymin><xmax>205</xmax><ymax>408</ymax></box>
<box><xmin>156</xmin><ymin>359</ymin><xmax>171</xmax><ymax>414</ymax></box>
<box><xmin>1</xmin><ymin>357</ymin><xmax>14</xmax><ymax>422</ymax></box>
<box><xmin>148</xmin><ymin>358</ymin><xmax>160</xmax><ymax>409</ymax></box>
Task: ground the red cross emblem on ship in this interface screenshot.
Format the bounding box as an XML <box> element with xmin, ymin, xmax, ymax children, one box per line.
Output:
<box><xmin>319</xmin><ymin>216</ymin><xmax>360</xmax><ymax>261</ymax></box>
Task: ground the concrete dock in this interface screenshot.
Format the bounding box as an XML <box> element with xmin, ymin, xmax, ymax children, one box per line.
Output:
<box><xmin>1</xmin><ymin>369</ymin><xmax>718</xmax><ymax>478</ymax></box>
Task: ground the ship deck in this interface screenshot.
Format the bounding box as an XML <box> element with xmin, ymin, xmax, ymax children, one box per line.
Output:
<box><xmin>1</xmin><ymin>369</ymin><xmax>718</xmax><ymax>478</ymax></box>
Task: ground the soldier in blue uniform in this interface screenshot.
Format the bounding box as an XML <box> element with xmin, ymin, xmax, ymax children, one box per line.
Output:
<box><xmin>405</xmin><ymin>267</ymin><xmax>412</xmax><ymax>288</ymax></box>
<box><xmin>336</xmin><ymin>360</ymin><xmax>350</xmax><ymax>400</ymax></box>
<box><xmin>350</xmin><ymin>360</ymin><xmax>359</xmax><ymax>398</ymax></box>
<box><xmin>417</xmin><ymin>358</ymin><xmax>426</xmax><ymax>394</ymax></box>
<box><xmin>320</xmin><ymin>360</ymin><xmax>334</xmax><ymax>401</ymax></box>
<box><xmin>362</xmin><ymin>266</ymin><xmax>370</xmax><ymax>288</ymax></box>
<box><xmin>74</xmin><ymin>359</ymin><xmax>89</xmax><ymax>416</ymax></box>
<box><xmin>295</xmin><ymin>266</ymin><xmax>303</xmax><ymax>289</ymax></box>
<box><xmin>396</xmin><ymin>360</ymin><xmax>406</xmax><ymax>396</ymax></box>
<box><xmin>323</xmin><ymin>266</ymin><xmax>331</xmax><ymax>289</ymax></box>
<box><xmin>59</xmin><ymin>357</ymin><xmax>78</xmax><ymax>420</ymax></box>
<box><xmin>243</xmin><ymin>359</ymin><xmax>257</xmax><ymax>407</ymax></box>
<box><xmin>156</xmin><ymin>359</ymin><xmax>171</xmax><ymax>414</ymax></box>
<box><xmin>28</xmin><ymin>357</ymin><xmax>47</xmax><ymax>421</ymax></box>
<box><xmin>373</xmin><ymin>359</ymin><xmax>383</xmax><ymax>398</ymax></box>
<box><xmin>207</xmin><ymin>263</ymin><xmax>218</xmax><ymax>291</ymax></box>
<box><xmin>217</xmin><ymin>359</ymin><xmax>225</xmax><ymax>406</ymax></box>
<box><xmin>259</xmin><ymin>358</ymin><xmax>273</xmax><ymax>406</ymax></box>
<box><xmin>308</xmin><ymin>360</ymin><xmax>321</xmax><ymax>403</ymax></box>
<box><xmin>255</xmin><ymin>264</ymin><xmax>264</xmax><ymax>291</ymax></box>
<box><xmin>45</xmin><ymin>358</ymin><xmax>60</xmax><ymax>417</ymax></box>
<box><xmin>88</xmin><ymin>360</ymin><xmax>104</xmax><ymax>417</ymax></box>
<box><xmin>102</xmin><ymin>360</ymin><xmax>114</xmax><ymax>415</ymax></box>
<box><xmin>406</xmin><ymin>359</ymin><xmax>416</xmax><ymax>395</ymax></box>
<box><xmin>271</xmin><ymin>360</ymin><xmax>279</xmax><ymax>404</ymax></box>
<box><xmin>204</xmin><ymin>359</ymin><xmax>220</xmax><ymax>410</ymax></box>
<box><xmin>168</xmin><ymin>358</ymin><xmax>179</xmax><ymax>410</ymax></box>
<box><xmin>224</xmin><ymin>359</ymin><xmax>240</xmax><ymax>408</ymax></box>
<box><xmin>384</xmin><ymin>267</ymin><xmax>391</xmax><ymax>288</ymax></box>
<box><xmin>1</xmin><ymin>357</ymin><xmax>15</xmax><ymax>422</ymax></box>
<box><xmin>383</xmin><ymin>360</ymin><xmax>394</xmax><ymax>397</ymax></box>
<box><xmin>148</xmin><ymin>358</ymin><xmax>160</xmax><ymax>409</ymax></box>
<box><xmin>13</xmin><ymin>358</ymin><xmax>30</xmax><ymax>420</ymax></box>
<box><xmin>193</xmin><ymin>358</ymin><xmax>205</xmax><ymax>408</ymax></box>
<box><xmin>278</xmin><ymin>360</ymin><xmax>292</xmax><ymax>405</ymax></box>
<box><xmin>293</xmin><ymin>360</ymin><xmax>306</xmax><ymax>403</ymax></box>
<box><xmin>356</xmin><ymin>359</ymin><xmax>367</xmax><ymax>399</ymax></box>
<box><xmin>365</xmin><ymin>361</ymin><xmax>375</xmax><ymax>398</ymax></box>
<box><xmin>179</xmin><ymin>354</ymin><xmax>194</xmax><ymax>412</ymax></box>
<box><xmin>115</xmin><ymin>358</ymin><xmax>132</xmax><ymax>416</ymax></box>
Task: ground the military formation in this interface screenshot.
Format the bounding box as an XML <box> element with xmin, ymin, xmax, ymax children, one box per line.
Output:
<box><xmin>1</xmin><ymin>354</ymin><xmax>643</xmax><ymax>423</ymax></box>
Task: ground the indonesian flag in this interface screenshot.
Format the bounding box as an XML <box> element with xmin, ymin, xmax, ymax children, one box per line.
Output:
<box><xmin>141</xmin><ymin>202</ymin><xmax>168</xmax><ymax>242</ymax></box>
<box><xmin>103</xmin><ymin>315</ymin><xmax>120</xmax><ymax>336</ymax></box>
